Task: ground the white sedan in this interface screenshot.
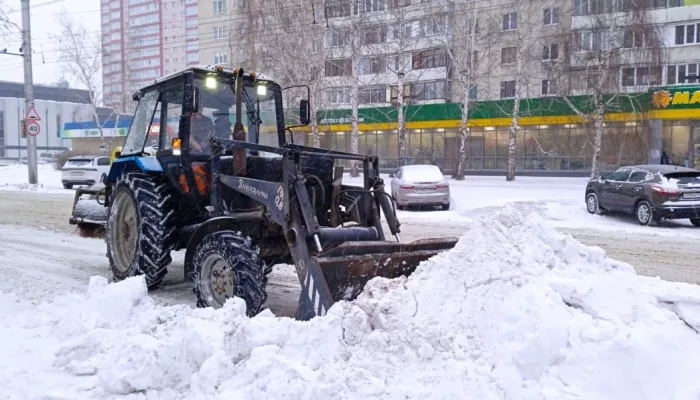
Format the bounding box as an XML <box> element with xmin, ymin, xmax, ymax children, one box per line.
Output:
<box><xmin>389</xmin><ymin>164</ymin><xmax>451</xmax><ymax>210</ymax></box>
<box><xmin>61</xmin><ymin>155</ymin><xmax>112</xmax><ymax>189</ymax></box>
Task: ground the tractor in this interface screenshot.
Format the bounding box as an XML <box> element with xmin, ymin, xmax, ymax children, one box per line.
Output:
<box><xmin>69</xmin><ymin>65</ymin><xmax>458</xmax><ymax>320</ymax></box>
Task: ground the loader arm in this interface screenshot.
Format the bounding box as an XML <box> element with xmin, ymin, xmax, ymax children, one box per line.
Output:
<box><xmin>210</xmin><ymin>136</ymin><xmax>458</xmax><ymax>320</ymax></box>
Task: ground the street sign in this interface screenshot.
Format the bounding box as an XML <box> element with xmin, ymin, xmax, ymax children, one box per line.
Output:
<box><xmin>26</xmin><ymin>120</ymin><xmax>40</xmax><ymax>136</ymax></box>
<box><xmin>25</xmin><ymin>104</ymin><xmax>41</xmax><ymax>121</ymax></box>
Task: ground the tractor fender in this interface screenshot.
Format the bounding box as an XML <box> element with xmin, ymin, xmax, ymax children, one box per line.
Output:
<box><xmin>106</xmin><ymin>156</ymin><xmax>164</xmax><ymax>184</ymax></box>
<box><xmin>183</xmin><ymin>216</ymin><xmax>255</xmax><ymax>279</ymax></box>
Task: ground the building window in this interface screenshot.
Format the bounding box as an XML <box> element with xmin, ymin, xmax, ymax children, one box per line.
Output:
<box><xmin>469</xmin><ymin>84</ymin><xmax>477</xmax><ymax>100</ymax></box>
<box><xmin>666</xmin><ymin>63</ymin><xmax>700</xmax><ymax>84</ymax></box>
<box><xmin>501</xmin><ymin>47</ymin><xmax>516</xmax><ymax>64</ymax></box>
<box><xmin>621</xmin><ymin>66</ymin><xmax>661</xmax><ymax>87</ymax></box>
<box><xmin>412</xmin><ymin>80</ymin><xmax>447</xmax><ymax>101</ymax></box>
<box><xmin>412</xmin><ymin>48</ymin><xmax>448</xmax><ymax>69</ymax></box>
<box><xmin>359</xmin><ymin>86</ymin><xmax>386</xmax><ymax>104</ymax></box>
<box><xmin>362</xmin><ymin>26</ymin><xmax>387</xmax><ymax>45</ymax></box>
<box><xmin>542</xmin><ymin>44</ymin><xmax>558</xmax><ymax>61</ymax></box>
<box><xmin>325</xmin><ymin>0</ymin><xmax>351</xmax><ymax>18</ymax></box>
<box><xmin>502</xmin><ymin>12</ymin><xmax>517</xmax><ymax>31</ymax></box>
<box><xmin>674</xmin><ymin>23</ymin><xmax>700</xmax><ymax>45</ymax></box>
<box><xmin>213</xmin><ymin>0</ymin><xmax>226</xmax><ymax>14</ymax></box>
<box><xmin>56</xmin><ymin>114</ymin><xmax>61</xmax><ymax>138</ymax></box>
<box><xmin>358</xmin><ymin>56</ymin><xmax>387</xmax><ymax>74</ymax></box>
<box><xmin>543</xmin><ymin>7</ymin><xmax>559</xmax><ymax>25</ymax></box>
<box><xmin>214</xmin><ymin>51</ymin><xmax>228</xmax><ymax>64</ymax></box>
<box><xmin>213</xmin><ymin>25</ymin><xmax>225</xmax><ymax>40</ymax></box>
<box><xmin>541</xmin><ymin>79</ymin><xmax>557</xmax><ymax>95</ymax></box>
<box><xmin>573</xmin><ymin>30</ymin><xmax>601</xmax><ymax>52</ymax></box>
<box><xmin>357</xmin><ymin>0</ymin><xmax>385</xmax><ymax>13</ymax></box>
<box><xmin>325</xmin><ymin>58</ymin><xmax>352</xmax><ymax>77</ymax></box>
<box><xmin>325</xmin><ymin>87</ymin><xmax>351</xmax><ymax>104</ymax></box>
<box><xmin>500</xmin><ymin>80</ymin><xmax>516</xmax><ymax>98</ymax></box>
<box><xmin>324</xmin><ymin>28</ymin><xmax>350</xmax><ymax>47</ymax></box>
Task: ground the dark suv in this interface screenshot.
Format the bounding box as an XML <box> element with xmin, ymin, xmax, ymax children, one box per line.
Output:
<box><xmin>585</xmin><ymin>164</ymin><xmax>700</xmax><ymax>226</ymax></box>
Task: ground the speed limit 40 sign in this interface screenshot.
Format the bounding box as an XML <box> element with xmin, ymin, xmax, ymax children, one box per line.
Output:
<box><xmin>26</xmin><ymin>121</ymin><xmax>40</xmax><ymax>136</ymax></box>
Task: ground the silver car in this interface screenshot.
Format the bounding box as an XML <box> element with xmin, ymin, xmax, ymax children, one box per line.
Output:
<box><xmin>389</xmin><ymin>164</ymin><xmax>450</xmax><ymax>210</ymax></box>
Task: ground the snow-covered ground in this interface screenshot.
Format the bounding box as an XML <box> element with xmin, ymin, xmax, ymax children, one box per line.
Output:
<box><xmin>2</xmin><ymin>165</ymin><xmax>700</xmax><ymax>398</ymax></box>
<box><xmin>2</xmin><ymin>208</ymin><xmax>700</xmax><ymax>399</ymax></box>
<box><xmin>0</xmin><ymin>163</ymin><xmax>70</xmax><ymax>194</ymax></box>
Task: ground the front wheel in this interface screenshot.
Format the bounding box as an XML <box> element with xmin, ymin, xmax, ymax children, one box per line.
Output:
<box><xmin>690</xmin><ymin>218</ymin><xmax>700</xmax><ymax>227</ymax></box>
<box><xmin>586</xmin><ymin>192</ymin><xmax>605</xmax><ymax>215</ymax></box>
<box><xmin>636</xmin><ymin>200</ymin><xmax>659</xmax><ymax>226</ymax></box>
<box><xmin>106</xmin><ymin>173</ymin><xmax>175</xmax><ymax>288</ymax></box>
<box><xmin>192</xmin><ymin>231</ymin><xmax>267</xmax><ymax>316</ymax></box>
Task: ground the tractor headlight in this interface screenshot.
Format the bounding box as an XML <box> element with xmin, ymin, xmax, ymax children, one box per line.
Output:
<box><xmin>257</xmin><ymin>84</ymin><xmax>267</xmax><ymax>96</ymax></box>
<box><xmin>205</xmin><ymin>76</ymin><xmax>217</xmax><ymax>89</ymax></box>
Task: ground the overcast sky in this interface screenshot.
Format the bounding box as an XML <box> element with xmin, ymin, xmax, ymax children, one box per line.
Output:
<box><xmin>2</xmin><ymin>0</ymin><xmax>101</xmax><ymax>89</ymax></box>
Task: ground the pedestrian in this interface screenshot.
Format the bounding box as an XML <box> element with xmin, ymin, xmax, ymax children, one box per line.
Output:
<box><xmin>661</xmin><ymin>150</ymin><xmax>670</xmax><ymax>165</ymax></box>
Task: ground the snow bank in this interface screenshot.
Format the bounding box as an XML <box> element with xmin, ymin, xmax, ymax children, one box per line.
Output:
<box><xmin>3</xmin><ymin>207</ymin><xmax>700</xmax><ymax>399</ymax></box>
<box><xmin>0</xmin><ymin>163</ymin><xmax>68</xmax><ymax>193</ymax></box>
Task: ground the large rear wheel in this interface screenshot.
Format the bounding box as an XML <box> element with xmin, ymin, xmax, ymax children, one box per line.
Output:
<box><xmin>106</xmin><ymin>173</ymin><xmax>175</xmax><ymax>288</ymax></box>
<box><xmin>192</xmin><ymin>231</ymin><xmax>267</xmax><ymax>316</ymax></box>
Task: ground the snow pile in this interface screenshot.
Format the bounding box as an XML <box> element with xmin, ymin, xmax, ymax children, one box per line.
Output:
<box><xmin>0</xmin><ymin>163</ymin><xmax>67</xmax><ymax>192</ymax></box>
<box><xmin>3</xmin><ymin>207</ymin><xmax>700</xmax><ymax>399</ymax></box>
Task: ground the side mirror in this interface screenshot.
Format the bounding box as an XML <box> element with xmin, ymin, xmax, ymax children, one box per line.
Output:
<box><xmin>389</xmin><ymin>173</ymin><xmax>394</xmax><ymax>178</ymax></box>
<box><xmin>114</xmin><ymin>151</ymin><xmax>121</xmax><ymax>158</ymax></box>
<box><xmin>299</xmin><ymin>99</ymin><xmax>310</xmax><ymax>125</ymax></box>
<box><xmin>131</xmin><ymin>91</ymin><xmax>141</xmax><ymax>101</ymax></box>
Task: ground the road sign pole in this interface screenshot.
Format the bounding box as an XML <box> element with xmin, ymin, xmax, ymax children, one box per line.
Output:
<box><xmin>21</xmin><ymin>0</ymin><xmax>37</xmax><ymax>185</ymax></box>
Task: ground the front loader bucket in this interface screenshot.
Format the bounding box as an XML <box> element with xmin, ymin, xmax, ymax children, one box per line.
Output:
<box><xmin>68</xmin><ymin>187</ymin><xmax>108</xmax><ymax>237</ymax></box>
<box><xmin>316</xmin><ymin>237</ymin><xmax>459</xmax><ymax>302</ymax></box>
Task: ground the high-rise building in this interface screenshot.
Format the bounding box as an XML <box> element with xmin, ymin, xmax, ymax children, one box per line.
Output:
<box><xmin>101</xmin><ymin>0</ymin><xmax>200</xmax><ymax>113</ymax></box>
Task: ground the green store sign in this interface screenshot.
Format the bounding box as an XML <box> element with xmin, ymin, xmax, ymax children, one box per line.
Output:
<box><xmin>651</xmin><ymin>86</ymin><xmax>700</xmax><ymax>110</ymax></box>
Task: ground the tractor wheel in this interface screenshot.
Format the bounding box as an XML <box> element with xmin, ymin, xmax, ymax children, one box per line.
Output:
<box><xmin>192</xmin><ymin>231</ymin><xmax>267</xmax><ymax>316</ymax></box>
<box><xmin>106</xmin><ymin>172</ymin><xmax>175</xmax><ymax>288</ymax></box>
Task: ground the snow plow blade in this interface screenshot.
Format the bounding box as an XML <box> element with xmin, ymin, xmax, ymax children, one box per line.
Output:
<box><xmin>316</xmin><ymin>237</ymin><xmax>459</xmax><ymax>302</ymax></box>
<box><xmin>68</xmin><ymin>187</ymin><xmax>108</xmax><ymax>237</ymax></box>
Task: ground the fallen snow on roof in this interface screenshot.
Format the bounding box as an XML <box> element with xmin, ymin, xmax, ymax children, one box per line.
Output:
<box><xmin>2</xmin><ymin>207</ymin><xmax>700</xmax><ymax>399</ymax></box>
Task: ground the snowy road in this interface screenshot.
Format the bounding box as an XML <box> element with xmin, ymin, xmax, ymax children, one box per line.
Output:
<box><xmin>1</xmin><ymin>188</ymin><xmax>699</xmax><ymax>300</ymax></box>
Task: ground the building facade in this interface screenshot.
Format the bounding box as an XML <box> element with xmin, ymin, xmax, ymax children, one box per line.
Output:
<box><xmin>0</xmin><ymin>81</ymin><xmax>112</xmax><ymax>159</ymax></box>
<box><xmin>101</xmin><ymin>0</ymin><xmax>200</xmax><ymax>113</ymax></box>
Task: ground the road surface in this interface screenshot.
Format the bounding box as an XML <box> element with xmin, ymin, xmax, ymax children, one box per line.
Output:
<box><xmin>1</xmin><ymin>190</ymin><xmax>699</xmax><ymax>318</ymax></box>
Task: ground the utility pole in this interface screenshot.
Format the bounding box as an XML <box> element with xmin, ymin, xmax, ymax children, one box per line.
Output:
<box><xmin>21</xmin><ymin>0</ymin><xmax>38</xmax><ymax>184</ymax></box>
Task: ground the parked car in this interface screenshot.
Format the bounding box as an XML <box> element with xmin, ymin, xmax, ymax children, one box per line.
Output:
<box><xmin>389</xmin><ymin>164</ymin><xmax>450</xmax><ymax>210</ymax></box>
<box><xmin>585</xmin><ymin>164</ymin><xmax>700</xmax><ymax>226</ymax></box>
<box><xmin>61</xmin><ymin>155</ymin><xmax>112</xmax><ymax>189</ymax></box>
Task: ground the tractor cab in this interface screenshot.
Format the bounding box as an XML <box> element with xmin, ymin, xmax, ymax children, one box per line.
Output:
<box><xmin>105</xmin><ymin>65</ymin><xmax>312</xmax><ymax>222</ymax></box>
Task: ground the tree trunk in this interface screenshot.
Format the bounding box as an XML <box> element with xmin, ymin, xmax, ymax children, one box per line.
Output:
<box><xmin>506</xmin><ymin>83</ymin><xmax>522</xmax><ymax>182</ymax></box>
<box><xmin>591</xmin><ymin>98</ymin><xmax>605</xmax><ymax>179</ymax></box>
<box><xmin>397</xmin><ymin>73</ymin><xmax>406</xmax><ymax>167</ymax></box>
<box><xmin>455</xmin><ymin>81</ymin><xmax>470</xmax><ymax>180</ymax></box>
<box><xmin>350</xmin><ymin>76</ymin><xmax>360</xmax><ymax>177</ymax></box>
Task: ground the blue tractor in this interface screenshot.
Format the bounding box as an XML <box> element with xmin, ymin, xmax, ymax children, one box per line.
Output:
<box><xmin>69</xmin><ymin>65</ymin><xmax>458</xmax><ymax>319</ymax></box>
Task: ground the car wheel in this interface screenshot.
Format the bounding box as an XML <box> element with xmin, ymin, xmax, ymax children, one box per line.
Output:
<box><xmin>690</xmin><ymin>218</ymin><xmax>700</xmax><ymax>227</ymax></box>
<box><xmin>586</xmin><ymin>192</ymin><xmax>604</xmax><ymax>215</ymax></box>
<box><xmin>636</xmin><ymin>200</ymin><xmax>659</xmax><ymax>226</ymax></box>
<box><xmin>441</xmin><ymin>202</ymin><xmax>450</xmax><ymax>211</ymax></box>
<box><xmin>100</xmin><ymin>173</ymin><xmax>107</xmax><ymax>184</ymax></box>
<box><xmin>63</xmin><ymin>183</ymin><xmax>72</xmax><ymax>189</ymax></box>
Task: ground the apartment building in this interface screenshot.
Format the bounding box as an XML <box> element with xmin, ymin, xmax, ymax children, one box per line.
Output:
<box><xmin>100</xmin><ymin>0</ymin><xmax>200</xmax><ymax>113</ymax></box>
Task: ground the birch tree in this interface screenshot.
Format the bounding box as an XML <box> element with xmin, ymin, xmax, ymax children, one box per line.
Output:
<box><xmin>381</xmin><ymin>2</ymin><xmax>451</xmax><ymax>167</ymax></box>
<box><xmin>58</xmin><ymin>12</ymin><xmax>104</xmax><ymax>144</ymax></box>
<box><xmin>443</xmin><ymin>2</ymin><xmax>481</xmax><ymax>180</ymax></box>
<box><xmin>556</xmin><ymin>0</ymin><xmax>663</xmax><ymax>178</ymax></box>
<box><xmin>266</xmin><ymin>0</ymin><xmax>328</xmax><ymax>147</ymax></box>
